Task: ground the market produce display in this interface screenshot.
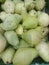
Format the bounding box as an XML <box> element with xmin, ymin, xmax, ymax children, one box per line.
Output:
<box><xmin>0</xmin><ymin>0</ymin><xmax>49</xmax><ymax>65</ymax></box>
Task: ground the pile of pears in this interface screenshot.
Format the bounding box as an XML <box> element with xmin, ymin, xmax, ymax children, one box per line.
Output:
<box><xmin>0</xmin><ymin>0</ymin><xmax>49</xmax><ymax>65</ymax></box>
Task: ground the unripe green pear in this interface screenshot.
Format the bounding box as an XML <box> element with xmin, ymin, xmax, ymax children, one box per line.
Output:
<box><xmin>24</xmin><ymin>0</ymin><xmax>35</xmax><ymax>10</ymax></box>
<box><xmin>29</xmin><ymin>10</ymin><xmax>37</xmax><ymax>17</ymax></box>
<box><xmin>19</xmin><ymin>39</ymin><xmax>30</xmax><ymax>48</ymax></box>
<box><xmin>0</xmin><ymin>11</ymin><xmax>7</xmax><ymax>21</ymax></box>
<box><xmin>0</xmin><ymin>24</ymin><xmax>4</xmax><ymax>34</ymax></box>
<box><xmin>15</xmin><ymin>2</ymin><xmax>26</xmax><ymax>14</ymax></box>
<box><xmin>22</xmin><ymin>16</ymin><xmax>38</xmax><ymax>29</ymax></box>
<box><xmin>36</xmin><ymin>41</ymin><xmax>49</xmax><ymax>62</ymax></box>
<box><xmin>13</xmin><ymin>0</ymin><xmax>22</xmax><ymax>4</ymax></box>
<box><xmin>1</xmin><ymin>0</ymin><xmax>15</xmax><ymax>13</ymax></box>
<box><xmin>1</xmin><ymin>47</ymin><xmax>15</xmax><ymax>64</ymax></box>
<box><xmin>13</xmin><ymin>48</ymin><xmax>38</xmax><ymax>65</ymax></box>
<box><xmin>35</xmin><ymin>26</ymin><xmax>48</xmax><ymax>38</ymax></box>
<box><xmin>1</xmin><ymin>14</ymin><xmax>22</xmax><ymax>30</ymax></box>
<box><xmin>0</xmin><ymin>34</ymin><xmax>7</xmax><ymax>53</ymax></box>
<box><xmin>4</xmin><ymin>31</ymin><xmax>19</xmax><ymax>48</ymax></box>
<box><xmin>22</xmin><ymin>29</ymin><xmax>41</xmax><ymax>46</ymax></box>
<box><xmin>35</xmin><ymin>0</ymin><xmax>46</xmax><ymax>10</ymax></box>
<box><xmin>16</xmin><ymin>25</ymin><xmax>23</xmax><ymax>35</ymax></box>
<box><xmin>38</xmin><ymin>12</ymin><xmax>49</xmax><ymax>27</ymax></box>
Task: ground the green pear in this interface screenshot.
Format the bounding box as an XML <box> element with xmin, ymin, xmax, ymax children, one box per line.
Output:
<box><xmin>0</xmin><ymin>24</ymin><xmax>4</xmax><ymax>34</ymax></box>
<box><xmin>38</xmin><ymin>12</ymin><xmax>49</xmax><ymax>27</ymax></box>
<box><xmin>22</xmin><ymin>29</ymin><xmax>41</xmax><ymax>46</ymax></box>
<box><xmin>0</xmin><ymin>34</ymin><xmax>7</xmax><ymax>53</ymax></box>
<box><xmin>1</xmin><ymin>0</ymin><xmax>15</xmax><ymax>13</ymax></box>
<box><xmin>35</xmin><ymin>0</ymin><xmax>46</xmax><ymax>10</ymax></box>
<box><xmin>19</xmin><ymin>39</ymin><xmax>30</xmax><ymax>48</ymax></box>
<box><xmin>16</xmin><ymin>25</ymin><xmax>23</xmax><ymax>35</ymax></box>
<box><xmin>1</xmin><ymin>14</ymin><xmax>22</xmax><ymax>30</ymax></box>
<box><xmin>13</xmin><ymin>48</ymin><xmax>38</xmax><ymax>65</ymax></box>
<box><xmin>22</xmin><ymin>16</ymin><xmax>38</xmax><ymax>29</ymax></box>
<box><xmin>1</xmin><ymin>47</ymin><xmax>15</xmax><ymax>64</ymax></box>
<box><xmin>0</xmin><ymin>11</ymin><xmax>7</xmax><ymax>21</ymax></box>
<box><xmin>36</xmin><ymin>41</ymin><xmax>49</xmax><ymax>62</ymax></box>
<box><xmin>4</xmin><ymin>31</ymin><xmax>19</xmax><ymax>48</ymax></box>
<box><xmin>15</xmin><ymin>2</ymin><xmax>26</xmax><ymax>14</ymax></box>
<box><xmin>13</xmin><ymin>0</ymin><xmax>22</xmax><ymax>4</ymax></box>
<box><xmin>24</xmin><ymin>0</ymin><xmax>35</xmax><ymax>10</ymax></box>
<box><xmin>35</xmin><ymin>26</ymin><xmax>48</xmax><ymax>38</ymax></box>
<box><xmin>29</xmin><ymin>10</ymin><xmax>37</xmax><ymax>17</ymax></box>
<box><xmin>21</xmin><ymin>11</ymin><xmax>29</xmax><ymax>21</ymax></box>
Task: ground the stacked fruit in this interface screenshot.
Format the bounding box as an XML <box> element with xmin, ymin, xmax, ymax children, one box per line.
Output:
<box><xmin>0</xmin><ymin>0</ymin><xmax>49</xmax><ymax>65</ymax></box>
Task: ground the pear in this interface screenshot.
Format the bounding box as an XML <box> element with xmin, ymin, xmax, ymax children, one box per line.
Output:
<box><xmin>4</xmin><ymin>31</ymin><xmax>19</xmax><ymax>48</ymax></box>
<box><xmin>1</xmin><ymin>47</ymin><xmax>15</xmax><ymax>64</ymax></box>
<box><xmin>0</xmin><ymin>34</ymin><xmax>7</xmax><ymax>53</ymax></box>
<box><xmin>22</xmin><ymin>29</ymin><xmax>41</xmax><ymax>46</ymax></box>
<box><xmin>13</xmin><ymin>0</ymin><xmax>22</xmax><ymax>4</ymax></box>
<box><xmin>1</xmin><ymin>14</ymin><xmax>22</xmax><ymax>30</ymax></box>
<box><xmin>0</xmin><ymin>11</ymin><xmax>7</xmax><ymax>21</ymax></box>
<box><xmin>22</xmin><ymin>16</ymin><xmax>38</xmax><ymax>29</ymax></box>
<box><xmin>35</xmin><ymin>26</ymin><xmax>48</xmax><ymax>38</ymax></box>
<box><xmin>16</xmin><ymin>25</ymin><xmax>23</xmax><ymax>35</ymax></box>
<box><xmin>19</xmin><ymin>39</ymin><xmax>30</xmax><ymax>48</ymax></box>
<box><xmin>38</xmin><ymin>12</ymin><xmax>49</xmax><ymax>27</ymax></box>
<box><xmin>24</xmin><ymin>0</ymin><xmax>35</xmax><ymax>10</ymax></box>
<box><xmin>29</xmin><ymin>10</ymin><xmax>37</xmax><ymax>17</ymax></box>
<box><xmin>35</xmin><ymin>0</ymin><xmax>46</xmax><ymax>10</ymax></box>
<box><xmin>13</xmin><ymin>48</ymin><xmax>38</xmax><ymax>65</ymax></box>
<box><xmin>15</xmin><ymin>2</ymin><xmax>26</xmax><ymax>14</ymax></box>
<box><xmin>0</xmin><ymin>24</ymin><xmax>4</xmax><ymax>34</ymax></box>
<box><xmin>36</xmin><ymin>41</ymin><xmax>49</xmax><ymax>62</ymax></box>
<box><xmin>1</xmin><ymin>0</ymin><xmax>15</xmax><ymax>13</ymax></box>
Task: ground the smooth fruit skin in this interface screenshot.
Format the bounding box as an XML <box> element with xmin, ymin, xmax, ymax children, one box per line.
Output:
<box><xmin>1</xmin><ymin>47</ymin><xmax>15</xmax><ymax>64</ymax></box>
<box><xmin>13</xmin><ymin>48</ymin><xmax>38</xmax><ymax>65</ymax></box>
<box><xmin>36</xmin><ymin>41</ymin><xmax>49</xmax><ymax>62</ymax></box>
<box><xmin>16</xmin><ymin>25</ymin><xmax>23</xmax><ymax>35</ymax></box>
<box><xmin>22</xmin><ymin>16</ymin><xmax>38</xmax><ymax>29</ymax></box>
<box><xmin>0</xmin><ymin>11</ymin><xmax>7</xmax><ymax>21</ymax></box>
<box><xmin>0</xmin><ymin>34</ymin><xmax>7</xmax><ymax>53</ymax></box>
<box><xmin>38</xmin><ymin>12</ymin><xmax>49</xmax><ymax>27</ymax></box>
<box><xmin>4</xmin><ymin>31</ymin><xmax>19</xmax><ymax>48</ymax></box>
<box><xmin>22</xmin><ymin>29</ymin><xmax>41</xmax><ymax>47</ymax></box>
<box><xmin>19</xmin><ymin>39</ymin><xmax>30</xmax><ymax>48</ymax></box>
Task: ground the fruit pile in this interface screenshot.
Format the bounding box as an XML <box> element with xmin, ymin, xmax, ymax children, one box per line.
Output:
<box><xmin>0</xmin><ymin>0</ymin><xmax>49</xmax><ymax>65</ymax></box>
